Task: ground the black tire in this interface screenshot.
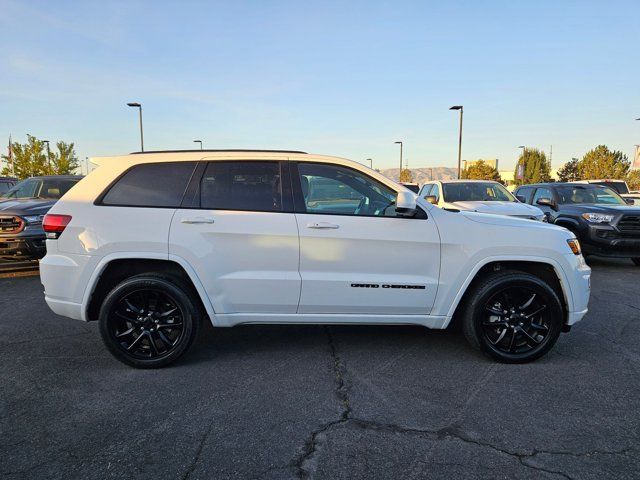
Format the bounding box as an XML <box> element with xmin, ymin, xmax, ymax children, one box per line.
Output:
<box><xmin>461</xmin><ymin>271</ymin><xmax>563</xmax><ymax>363</ymax></box>
<box><xmin>99</xmin><ymin>274</ymin><xmax>201</xmax><ymax>368</ymax></box>
<box><xmin>632</xmin><ymin>258</ymin><xmax>640</xmax><ymax>266</ymax></box>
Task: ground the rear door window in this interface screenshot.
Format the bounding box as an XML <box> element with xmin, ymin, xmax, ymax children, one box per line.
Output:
<box><xmin>200</xmin><ymin>161</ymin><xmax>283</xmax><ymax>212</ymax></box>
<box><xmin>101</xmin><ymin>162</ymin><xmax>197</xmax><ymax>207</ymax></box>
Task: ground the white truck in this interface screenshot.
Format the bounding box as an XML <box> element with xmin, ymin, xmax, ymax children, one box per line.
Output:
<box><xmin>40</xmin><ymin>150</ymin><xmax>591</xmax><ymax>368</ymax></box>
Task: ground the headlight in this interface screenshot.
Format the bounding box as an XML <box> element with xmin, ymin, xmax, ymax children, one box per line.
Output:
<box><xmin>581</xmin><ymin>213</ymin><xmax>614</xmax><ymax>223</ymax></box>
<box><xmin>566</xmin><ymin>238</ymin><xmax>582</xmax><ymax>255</ymax></box>
<box><xmin>23</xmin><ymin>215</ymin><xmax>44</xmax><ymax>225</ymax></box>
<box><xmin>533</xmin><ymin>214</ymin><xmax>547</xmax><ymax>222</ymax></box>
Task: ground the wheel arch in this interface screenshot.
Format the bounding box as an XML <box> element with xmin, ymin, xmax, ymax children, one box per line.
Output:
<box><xmin>83</xmin><ymin>253</ymin><xmax>215</xmax><ymax>323</ymax></box>
<box><xmin>447</xmin><ymin>258</ymin><xmax>571</xmax><ymax>328</ymax></box>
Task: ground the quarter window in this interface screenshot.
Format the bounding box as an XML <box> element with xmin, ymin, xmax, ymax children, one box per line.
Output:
<box><xmin>297</xmin><ymin>163</ymin><xmax>397</xmax><ymax>216</ymax></box>
<box><xmin>200</xmin><ymin>161</ymin><xmax>283</xmax><ymax>212</ymax></box>
<box><xmin>101</xmin><ymin>162</ymin><xmax>196</xmax><ymax>207</ymax></box>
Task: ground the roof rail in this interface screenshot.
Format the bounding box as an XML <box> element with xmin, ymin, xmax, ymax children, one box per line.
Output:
<box><xmin>130</xmin><ymin>149</ymin><xmax>308</xmax><ymax>155</ymax></box>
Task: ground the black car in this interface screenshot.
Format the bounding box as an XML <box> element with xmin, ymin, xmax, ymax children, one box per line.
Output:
<box><xmin>0</xmin><ymin>175</ymin><xmax>82</xmax><ymax>260</ymax></box>
<box><xmin>0</xmin><ymin>177</ymin><xmax>18</xmax><ymax>195</ymax></box>
<box><xmin>514</xmin><ymin>182</ymin><xmax>640</xmax><ymax>265</ymax></box>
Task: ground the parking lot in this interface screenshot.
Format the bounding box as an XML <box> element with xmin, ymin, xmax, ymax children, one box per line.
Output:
<box><xmin>0</xmin><ymin>258</ymin><xmax>638</xmax><ymax>480</ymax></box>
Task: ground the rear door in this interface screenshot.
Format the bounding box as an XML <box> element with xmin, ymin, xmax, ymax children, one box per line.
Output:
<box><xmin>169</xmin><ymin>160</ymin><xmax>301</xmax><ymax>314</ymax></box>
<box><xmin>292</xmin><ymin>162</ymin><xmax>440</xmax><ymax>315</ymax></box>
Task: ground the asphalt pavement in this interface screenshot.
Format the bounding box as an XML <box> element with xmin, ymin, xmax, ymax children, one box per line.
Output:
<box><xmin>1</xmin><ymin>257</ymin><xmax>639</xmax><ymax>479</ymax></box>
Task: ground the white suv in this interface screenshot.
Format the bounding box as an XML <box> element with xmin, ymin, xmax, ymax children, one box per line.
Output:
<box><xmin>40</xmin><ymin>150</ymin><xmax>591</xmax><ymax>368</ymax></box>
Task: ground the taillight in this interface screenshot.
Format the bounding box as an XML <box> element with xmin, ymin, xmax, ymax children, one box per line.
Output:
<box><xmin>43</xmin><ymin>214</ymin><xmax>72</xmax><ymax>239</ymax></box>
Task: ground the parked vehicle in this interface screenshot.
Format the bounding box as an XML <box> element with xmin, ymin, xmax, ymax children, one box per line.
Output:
<box><xmin>574</xmin><ymin>179</ymin><xmax>640</xmax><ymax>205</ymax></box>
<box><xmin>40</xmin><ymin>150</ymin><xmax>590</xmax><ymax>368</ymax></box>
<box><xmin>400</xmin><ymin>182</ymin><xmax>420</xmax><ymax>193</ymax></box>
<box><xmin>0</xmin><ymin>177</ymin><xmax>18</xmax><ymax>195</ymax></box>
<box><xmin>514</xmin><ymin>182</ymin><xmax>640</xmax><ymax>265</ymax></box>
<box><xmin>0</xmin><ymin>175</ymin><xmax>82</xmax><ymax>260</ymax></box>
<box><xmin>419</xmin><ymin>180</ymin><xmax>545</xmax><ymax>220</ymax></box>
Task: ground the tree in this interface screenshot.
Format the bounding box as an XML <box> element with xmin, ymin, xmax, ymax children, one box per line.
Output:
<box><xmin>579</xmin><ymin>145</ymin><xmax>630</xmax><ymax>180</ymax></box>
<box><xmin>52</xmin><ymin>141</ymin><xmax>80</xmax><ymax>175</ymax></box>
<box><xmin>557</xmin><ymin>158</ymin><xmax>582</xmax><ymax>182</ymax></box>
<box><xmin>462</xmin><ymin>160</ymin><xmax>501</xmax><ymax>182</ymax></box>
<box><xmin>627</xmin><ymin>169</ymin><xmax>640</xmax><ymax>191</ymax></box>
<box><xmin>513</xmin><ymin>148</ymin><xmax>551</xmax><ymax>186</ymax></box>
<box><xmin>399</xmin><ymin>168</ymin><xmax>413</xmax><ymax>183</ymax></box>
<box><xmin>1</xmin><ymin>135</ymin><xmax>79</xmax><ymax>179</ymax></box>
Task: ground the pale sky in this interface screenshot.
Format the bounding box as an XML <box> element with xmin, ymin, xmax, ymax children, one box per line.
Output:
<box><xmin>1</xmin><ymin>0</ymin><xmax>639</xmax><ymax>172</ymax></box>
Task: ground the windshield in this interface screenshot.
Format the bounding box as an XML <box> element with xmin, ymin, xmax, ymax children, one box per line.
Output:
<box><xmin>442</xmin><ymin>182</ymin><xmax>515</xmax><ymax>203</ymax></box>
<box><xmin>2</xmin><ymin>178</ymin><xmax>79</xmax><ymax>199</ymax></box>
<box><xmin>556</xmin><ymin>185</ymin><xmax>627</xmax><ymax>205</ymax></box>
<box><xmin>589</xmin><ymin>181</ymin><xmax>629</xmax><ymax>194</ymax></box>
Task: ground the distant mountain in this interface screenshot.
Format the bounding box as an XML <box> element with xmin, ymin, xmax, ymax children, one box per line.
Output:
<box><xmin>379</xmin><ymin>167</ymin><xmax>458</xmax><ymax>184</ymax></box>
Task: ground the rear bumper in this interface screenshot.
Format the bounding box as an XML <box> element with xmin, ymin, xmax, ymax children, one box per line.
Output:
<box><xmin>44</xmin><ymin>297</ymin><xmax>84</xmax><ymax>320</ymax></box>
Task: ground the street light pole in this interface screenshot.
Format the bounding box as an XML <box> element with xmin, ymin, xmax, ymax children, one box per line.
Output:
<box><xmin>127</xmin><ymin>102</ymin><xmax>144</xmax><ymax>152</ymax></box>
<box><xmin>193</xmin><ymin>140</ymin><xmax>203</xmax><ymax>150</ymax></box>
<box><xmin>394</xmin><ymin>141</ymin><xmax>403</xmax><ymax>181</ymax></box>
<box><xmin>42</xmin><ymin>140</ymin><xmax>51</xmax><ymax>173</ymax></box>
<box><xmin>449</xmin><ymin>106</ymin><xmax>463</xmax><ymax>179</ymax></box>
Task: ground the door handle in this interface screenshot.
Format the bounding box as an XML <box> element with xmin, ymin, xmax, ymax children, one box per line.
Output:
<box><xmin>307</xmin><ymin>222</ymin><xmax>340</xmax><ymax>229</ymax></box>
<box><xmin>181</xmin><ymin>217</ymin><xmax>215</xmax><ymax>224</ymax></box>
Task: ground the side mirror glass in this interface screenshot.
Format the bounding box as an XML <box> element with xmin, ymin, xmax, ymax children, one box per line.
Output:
<box><xmin>625</xmin><ymin>198</ymin><xmax>635</xmax><ymax>205</ymax></box>
<box><xmin>424</xmin><ymin>195</ymin><xmax>438</xmax><ymax>205</ymax></box>
<box><xmin>396</xmin><ymin>191</ymin><xmax>417</xmax><ymax>217</ymax></box>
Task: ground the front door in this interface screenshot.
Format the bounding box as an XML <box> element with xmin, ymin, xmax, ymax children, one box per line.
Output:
<box><xmin>292</xmin><ymin>162</ymin><xmax>440</xmax><ymax>315</ymax></box>
<box><xmin>169</xmin><ymin>160</ymin><xmax>301</xmax><ymax>314</ymax></box>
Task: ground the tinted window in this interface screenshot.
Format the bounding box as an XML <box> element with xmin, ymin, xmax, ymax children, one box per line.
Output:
<box><xmin>200</xmin><ymin>161</ymin><xmax>282</xmax><ymax>212</ymax></box>
<box><xmin>3</xmin><ymin>178</ymin><xmax>40</xmax><ymax>198</ymax></box>
<box><xmin>297</xmin><ymin>163</ymin><xmax>397</xmax><ymax>216</ymax></box>
<box><xmin>40</xmin><ymin>179</ymin><xmax>80</xmax><ymax>199</ymax></box>
<box><xmin>102</xmin><ymin>162</ymin><xmax>196</xmax><ymax>207</ymax></box>
<box><xmin>532</xmin><ymin>187</ymin><xmax>553</xmax><ymax>204</ymax></box>
<box><xmin>442</xmin><ymin>182</ymin><xmax>513</xmax><ymax>203</ymax></box>
<box><xmin>0</xmin><ymin>182</ymin><xmax>15</xmax><ymax>195</ymax></box>
<box><xmin>515</xmin><ymin>187</ymin><xmax>533</xmax><ymax>203</ymax></box>
<box><xmin>556</xmin><ymin>186</ymin><xmax>626</xmax><ymax>205</ymax></box>
<box><xmin>591</xmin><ymin>181</ymin><xmax>628</xmax><ymax>194</ymax></box>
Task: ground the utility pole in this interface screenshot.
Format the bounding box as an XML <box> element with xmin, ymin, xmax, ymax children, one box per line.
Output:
<box><xmin>43</xmin><ymin>140</ymin><xmax>51</xmax><ymax>173</ymax></box>
<box><xmin>449</xmin><ymin>106</ymin><xmax>463</xmax><ymax>179</ymax></box>
<box><xmin>395</xmin><ymin>141</ymin><xmax>403</xmax><ymax>181</ymax></box>
<box><xmin>127</xmin><ymin>102</ymin><xmax>144</xmax><ymax>152</ymax></box>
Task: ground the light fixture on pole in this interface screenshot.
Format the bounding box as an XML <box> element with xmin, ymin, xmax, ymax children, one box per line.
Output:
<box><xmin>394</xmin><ymin>141</ymin><xmax>403</xmax><ymax>180</ymax></box>
<box><xmin>193</xmin><ymin>140</ymin><xmax>203</xmax><ymax>150</ymax></box>
<box><xmin>366</xmin><ymin>158</ymin><xmax>373</xmax><ymax>169</ymax></box>
<box><xmin>126</xmin><ymin>102</ymin><xmax>144</xmax><ymax>152</ymax></box>
<box><xmin>449</xmin><ymin>106</ymin><xmax>463</xmax><ymax>179</ymax></box>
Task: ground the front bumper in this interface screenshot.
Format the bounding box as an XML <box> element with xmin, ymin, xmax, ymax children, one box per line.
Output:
<box><xmin>562</xmin><ymin>253</ymin><xmax>591</xmax><ymax>326</ymax></box>
<box><xmin>0</xmin><ymin>234</ymin><xmax>46</xmax><ymax>259</ymax></box>
<box><xmin>582</xmin><ymin>225</ymin><xmax>640</xmax><ymax>258</ymax></box>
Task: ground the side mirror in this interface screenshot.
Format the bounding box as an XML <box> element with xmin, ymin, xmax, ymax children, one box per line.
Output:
<box><xmin>536</xmin><ymin>197</ymin><xmax>557</xmax><ymax>210</ymax></box>
<box><xmin>424</xmin><ymin>195</ymin><xmax>438</xmax><ymax>205</ymax></box>
<box><xmin>516</xmin><ymin>195</ymin><xmax>526</xmax><ymax>203</ymax></box>
<box><xmin>625</xmin><ymin>198</ymin><xmax>635</xmax><ymax>205</ymax></box>
<box><xmin>396</xmin><ymin>191</ymin><xmax>417</xmax><ymax>217</ymax></box>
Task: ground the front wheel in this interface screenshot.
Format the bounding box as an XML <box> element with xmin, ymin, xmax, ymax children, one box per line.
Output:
<box><xmin>632</xmin><ymin>258</ymin><xmax>640</xmax><ymax>266</ymax></box>
<box><xmin>99</xmin><ymin>275</ymin><xmax>201</xmax><ymax>368</ymax></box>
<box><xmin>462</xmin><ymin>271</ymin><xmax>563</xmax><ymax>363</ymax></box>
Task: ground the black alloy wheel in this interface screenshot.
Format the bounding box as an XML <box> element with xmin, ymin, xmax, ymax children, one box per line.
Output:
<box><xmin>99</xmin><ymin>275</ymin><xmax>200</xmax><ymax>368</ymax></box>
<box><xmin>462</xmin><ymin>271</ymin><xmax>563</xmax><ymax>363</ymax></box>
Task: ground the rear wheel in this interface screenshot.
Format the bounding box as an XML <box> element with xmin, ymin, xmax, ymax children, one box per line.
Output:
<box><xmin>462</xmin><ymin>271</ymin><xmax>563</xmax><ymax>363</ymax></box>
<box><xmin>632</xmin><ymin>258</ymin><xmax>640</xmax><ymax>266</ymax></box>
<box><xmin>99</xmin><ymin>275</ymin><xmax>200</xmax><ymax>368</ymax></box>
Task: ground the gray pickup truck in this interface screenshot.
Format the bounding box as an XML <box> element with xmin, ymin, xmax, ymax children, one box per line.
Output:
<box><xmin>0</xmin><ymin>175</ymin><xmax>82</xmax><ymax>260</ymax></box>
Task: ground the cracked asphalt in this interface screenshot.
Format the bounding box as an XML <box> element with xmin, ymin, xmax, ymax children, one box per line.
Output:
<box><xmin>1</xmin><ymin>257</ymin><xmax>639</xmax><ymax>479</ymax></box>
